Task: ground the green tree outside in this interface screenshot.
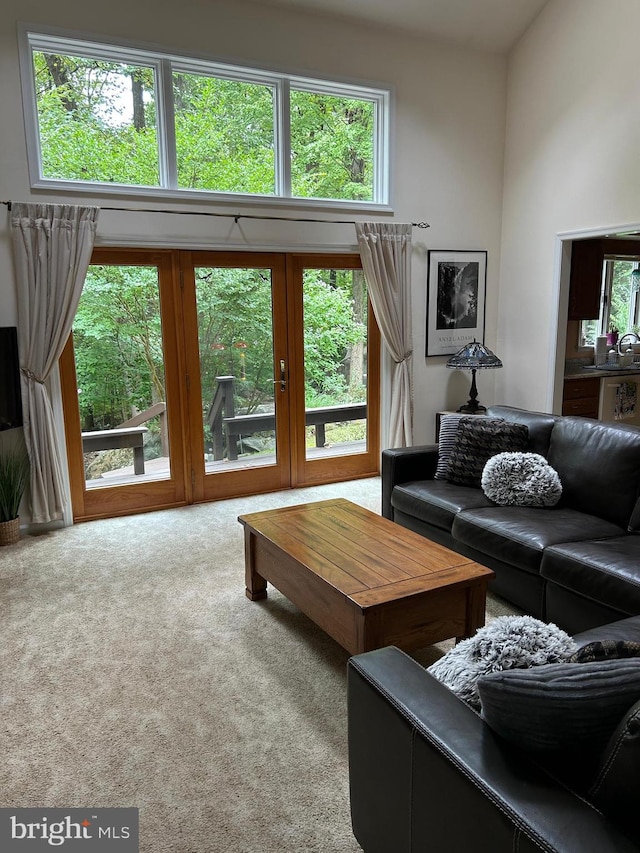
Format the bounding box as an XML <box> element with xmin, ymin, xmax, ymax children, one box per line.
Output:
<box><xmin>37</xmin><ymin>47</ymin><xmax>374</xmax><ymax>468</ymax></box>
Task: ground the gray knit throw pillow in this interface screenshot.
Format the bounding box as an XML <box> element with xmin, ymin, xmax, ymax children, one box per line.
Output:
<box><xmin>481</xmin><ymin>451</ymin><xmax>562</xmax><ymax>507</ymax></box>
<box><xmin>446</xmin><ymin>419</ymin><xmax>529</xmax><ymax>488</ymax></box>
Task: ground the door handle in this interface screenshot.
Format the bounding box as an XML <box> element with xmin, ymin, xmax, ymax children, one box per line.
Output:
<box><xmin>272</xmin><ymin>359</ymin><xmax>286</xmax><ymax>391</ymax></box>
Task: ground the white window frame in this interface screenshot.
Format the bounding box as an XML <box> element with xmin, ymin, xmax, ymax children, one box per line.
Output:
<box><xmin>19</xmin><ymin>25</ymin><xmax>392</xmax><ymax>212</ymax></box>
<box><xmin>600</xmin><ymin>257</ymin><xmax>640</xmax><ymax>336</ymax></box>
<box><xmin>580</xmin><ymin>257</ymin><xmax>640</xmax><ymax>347</ymax></box>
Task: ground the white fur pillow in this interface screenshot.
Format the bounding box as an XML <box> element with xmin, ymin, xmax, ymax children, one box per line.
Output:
<box><xmin>428</xmin><ymin>615</ymin><xmax>577</xmax><ymax>709</ymax></box>
<box><xmin>481</xmin><ymin>451</ymin><xmax>562</xmax><ymax>507</ymax></box>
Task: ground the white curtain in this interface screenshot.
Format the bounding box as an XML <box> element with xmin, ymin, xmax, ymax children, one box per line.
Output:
<box><xmin>356</xmin><ymin>222</ymin><xmax>413</xmax><ymax>447</ymax></box>
<box><xmin>11</xmin><ymin>203</ymin><xmax>99</xmax><ymax>524</ymax></box>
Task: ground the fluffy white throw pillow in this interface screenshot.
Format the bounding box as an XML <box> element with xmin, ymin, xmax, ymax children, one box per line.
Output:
<box><xmin>481</xmin><ymin>451</ymin><xmax>562</xmax><ymax>507</ymax></box>
<box><xmin>428</xmin><ymin>615</ymin><xmax>577</xmax><ymax>709</ymax></box>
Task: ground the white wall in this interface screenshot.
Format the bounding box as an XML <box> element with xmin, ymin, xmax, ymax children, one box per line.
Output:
<box><xmin>0</xmin><ymin>0</ymin><xmax>507</xmax><ymax>455</ymax></box>
<box><xmin>499</xmin><ymin>0</ymin><xmax>640</xmax><ymax>411</ymax></box>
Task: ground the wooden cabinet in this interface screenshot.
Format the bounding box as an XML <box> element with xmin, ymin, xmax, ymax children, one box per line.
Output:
<box><xmin>562</xmin><ymin>377</ymin><xmax>600</xmax><ymax>418</ymax></box>
<box><xmin>568</xmin><ymin>239</ymin><xmax>603</xmax><ymax>320</ymax></box>
<box><xmin>568</xmin><ymin>238</ymin><xmax>640</xmax><ymax>321</ymax></box>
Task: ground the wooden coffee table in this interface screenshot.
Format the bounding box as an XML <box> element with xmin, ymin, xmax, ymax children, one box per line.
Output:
<box><xmin>238</xmin><ymin>498</ymin><xmax>494</xmax><ymax>655</ymax></box>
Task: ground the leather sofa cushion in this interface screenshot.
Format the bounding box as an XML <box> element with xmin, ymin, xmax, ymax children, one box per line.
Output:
<box><xmin>391</xmin><ymin>480</ymin><xmax>493</xmax><ymax>532</ymax></box>
<box><xmin>486</xmin><ymin>405</ymin><xmax>558</xmax><ymax>457</ymax></box>
<box><xmin>575</xmin><ymin>615</ymin><xmax>640</xmax><ymax>647</ymax></box>
<box><xmin>547</xmin><ymin>417</ymin><xmax>640</xmax><ymax>528</ymax></box>
<box><xmin>453</xmin><ymin>506</ymin><xmax>624</xmax><ymax>575</ymax></box>
<box><xmin>542</xmin><ymin>538</ymin><xmax>640</xmax><ymax>614</ymax></box>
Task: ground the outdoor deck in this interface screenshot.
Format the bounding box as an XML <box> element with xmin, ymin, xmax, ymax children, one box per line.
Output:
<box><xmin>86</xmin><ymin>440</ymin><xmax>366</xmax><ymax>488</ymax></box>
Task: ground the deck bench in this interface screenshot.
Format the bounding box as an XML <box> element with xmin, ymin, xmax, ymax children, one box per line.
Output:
<box><xmin>81</xmin><ymin>426</ymin><xmax>148</xmax><ymax>475</ymax></box>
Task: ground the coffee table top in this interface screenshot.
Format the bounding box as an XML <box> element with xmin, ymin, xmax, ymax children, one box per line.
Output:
<box><xmin>239</xmin><ymin>498</ymin><xmax>493</xmax><ymax>608</ymax></box>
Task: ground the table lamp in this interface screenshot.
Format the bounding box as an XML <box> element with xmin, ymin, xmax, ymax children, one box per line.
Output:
<box><xmin>446</xmin><ymin>339</ymin><xmax>503</xmax><ymax>413</ymax></box>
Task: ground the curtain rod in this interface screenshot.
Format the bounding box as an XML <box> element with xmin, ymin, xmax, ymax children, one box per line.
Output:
<box><xmin>1</xmin><ymin>200</ymin><xmax>429</xmax><ymax>228</ymax></box>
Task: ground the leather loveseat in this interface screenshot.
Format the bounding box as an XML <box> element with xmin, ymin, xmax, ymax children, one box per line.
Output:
<box><xmin>382</xmin><ymin>406</ymin><xmax>640</xmax><ymax>635</ymax></box>
<box><xmin>348</xmin><ymin>615</ymin><xmax>640</xmax><ymax>853</ymax></box>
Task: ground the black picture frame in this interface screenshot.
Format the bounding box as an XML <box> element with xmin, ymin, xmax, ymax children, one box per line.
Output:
<box><xmin>426</xmin><ymin>250</ymin><xmax>487</xmax><ymax>357</ymax></box>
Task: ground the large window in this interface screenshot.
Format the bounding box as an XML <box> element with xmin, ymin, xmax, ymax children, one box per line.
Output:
<box><xmin>21</xmin><ymin>29</ymin><xmax>390</xmax><ymax>207</ymax></box>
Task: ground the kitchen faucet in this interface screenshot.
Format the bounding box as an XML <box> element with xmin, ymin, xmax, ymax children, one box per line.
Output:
<box><xmin>618</xmin><ymin>332</ymin><xmax>640</xmax><ymax>354</ymax></box>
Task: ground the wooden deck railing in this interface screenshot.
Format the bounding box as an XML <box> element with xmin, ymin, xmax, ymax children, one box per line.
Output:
<box><xmin>207</xmin><ymin>376</ymin><xmax>366</xmax><ymax>461</ymax></box>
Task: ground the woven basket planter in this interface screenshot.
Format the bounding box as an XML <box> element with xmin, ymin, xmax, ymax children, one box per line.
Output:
<box><xmin>0</xmin><ymin>517</ymin><xmax>20</xmax><ymax>546</ymax></box>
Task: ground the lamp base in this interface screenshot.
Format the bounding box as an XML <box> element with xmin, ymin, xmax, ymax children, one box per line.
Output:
<box><xmin>456</xmin><ymin>368</ymin><xmax>486</xmax><ymax>414</ymax></box>
<box><xmin>457</xmin><ymin>402</ymin><xmax>487</xmax><ymax>414</ymax></box>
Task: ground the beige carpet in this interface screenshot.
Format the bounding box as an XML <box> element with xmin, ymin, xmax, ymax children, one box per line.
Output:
<box><xmin>0</xmin><ymin>477</ymin><xmax>517</xmax><ymax>852</ymax></box>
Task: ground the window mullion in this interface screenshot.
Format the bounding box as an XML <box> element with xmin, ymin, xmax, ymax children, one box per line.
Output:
<box><xmin>276</xmin><ymin>79</ymin><xmax>291</xmax><ymax>198</ymax></box>
<box><xmin>158</xmin><ymin>59</ymin><xmax>177</xmax><ymax>190</ymax></box>
<box><xmin>600</xmin><ymin>260</ymin><xmax>613</xmax><ymax>336</ymax></box>
<box><xmin>375</xmin><ymin>92</ymin><xmax>390</xmax><ymax>205</ymax></box>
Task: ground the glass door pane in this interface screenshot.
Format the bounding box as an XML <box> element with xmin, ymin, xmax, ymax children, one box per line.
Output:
<box><xmin>194</xmin><ymin>266</ymin><xmax>277</xmax><ymax>471</ymax></box>
<box><xmin>60</xmin><ymin>248</ymin><xmax>188</xmax><ymax>522</ymax></box>
<box><xmin>290</xmin><ymin>254</ymin><xmax>379</xmax><ymax>487</ymax></box>
<box><xmin>184</xmin><ymin>252</ymin><xmax>291</xmax><ymax>503</ymax></box>
<box><xmin>75</xmin><ymin>263</ymin><xmax>171</xmax><ymax>487</ymax></box>
<box><xmin>302</xmin><ymin>267</ymin><xmax>369</xmax><ymax>461</ymax></box>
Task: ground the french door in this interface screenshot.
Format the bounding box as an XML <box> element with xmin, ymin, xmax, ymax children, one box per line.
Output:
<box><xmin>60</xmin><ymin>249</ymin><xmax>380</xmax><ymax>521</ymax></box>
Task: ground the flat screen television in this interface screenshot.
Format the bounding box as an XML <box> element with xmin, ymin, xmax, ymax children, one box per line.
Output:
<box><xmin>0</xmin><ymin>326</ymin><xmax>23</xmax><ymax>431</ymax></box>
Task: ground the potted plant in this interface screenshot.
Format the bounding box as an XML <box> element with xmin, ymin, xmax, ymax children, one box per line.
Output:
<box><xmin>0</xmin><ymin>445</ymin><xmax>29</xmax><ymax>545</ymax></box>
<box><xmin>607</xmin><ymin>324</ymin><xmax>619</xmax><ymax>347</ymax></box>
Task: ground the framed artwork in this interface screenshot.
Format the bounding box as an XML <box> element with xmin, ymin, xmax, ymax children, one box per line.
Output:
<box><xmin>426</xmin><ymin>250</ymin><xmax>487</xmax><ymax>357</ymax></box>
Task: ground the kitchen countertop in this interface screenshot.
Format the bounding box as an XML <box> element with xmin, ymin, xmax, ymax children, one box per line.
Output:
<box><xmin>565</xmin><ymin>367</ymin><xmax>640</xmax><ymax>380</ymax></box>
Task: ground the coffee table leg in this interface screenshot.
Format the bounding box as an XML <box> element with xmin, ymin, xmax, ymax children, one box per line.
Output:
<box><xmin>455</xmin><ymin>582</ymin><xmax>488</xmax><ymax>643</ymax></box>
<box><xmin>244</xmin><ymin>527</ymin><xmax>268</xmax><ymax>601</ymax></box>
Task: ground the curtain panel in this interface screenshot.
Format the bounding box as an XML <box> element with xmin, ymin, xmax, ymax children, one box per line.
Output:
<box><xmin>355</xmin><ymin>222</ymin><xmax>413</xmax><ymax>448</ymax></box>
<box><xmin>10</xmin><ymin>203</ymin><xmax>99</xmax><ymax>524</ymax></box>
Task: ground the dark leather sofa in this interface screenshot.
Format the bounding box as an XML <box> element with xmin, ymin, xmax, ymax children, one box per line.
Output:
<box><xmin>348</xmin><ymin>615</ymin><xmax>640</xmax><ymax>853</ymax></box>
<box><xmin>382</xmin><ymin>405</ymin><xmax>640</xmax><ymax>635</ymax></box>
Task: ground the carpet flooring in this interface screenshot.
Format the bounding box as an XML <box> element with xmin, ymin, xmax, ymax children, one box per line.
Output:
<box><xmin>1</xmin><ymin>477</ymin><xmax>516</xmax><ymax>852</ymax></box>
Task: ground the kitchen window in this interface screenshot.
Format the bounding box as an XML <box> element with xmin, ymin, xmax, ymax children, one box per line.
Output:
<box><xmin>580</xmin><ymin>258</ymin><xmax>640</xmax><ymax>348</ymax></box>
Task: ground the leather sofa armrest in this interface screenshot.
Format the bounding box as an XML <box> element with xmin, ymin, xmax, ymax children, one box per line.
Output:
<box><xmin>348</xmin><ymin>647</ymin><xmax>638</xmax><ymax>853</ymax></box>
<box><xmin>574</xmin><ymin>614</ymin><xmax>640</xmax><ymax>647</ymax></box>
<box><xmin>381</xmin><ymin>444</ymin><xmax>438</xmax><ymax>519</ymax></box>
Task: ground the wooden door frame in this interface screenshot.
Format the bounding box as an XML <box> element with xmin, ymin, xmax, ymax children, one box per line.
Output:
<box><xmin>181</xmin><ymin>251</ymin><xmax>293</xmax><ymax>504</ymax></box>
<box><xmin>287</xmin><ymin>253</ymin><xmax>380</xmax><ymax>487</ymax></box>
<box><xmin>60</xmin><ymin>248</ymin><xmax>189</xmax><ymax>521</ymax></box>
<box><xmin>61</xmin><ymin>248</ymin><xmax>380</xmax><ymax>521</ymax></box>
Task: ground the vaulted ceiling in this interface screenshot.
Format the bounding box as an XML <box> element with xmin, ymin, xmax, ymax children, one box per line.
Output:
<box><xmin>250</xmin><ymin>0</ymin><xmax>550</xmax><ymax>53</ymax></box>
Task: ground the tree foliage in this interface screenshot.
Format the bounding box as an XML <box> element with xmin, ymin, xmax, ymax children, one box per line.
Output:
<box><xmin>37</xmin><ymin>47</ymin><xmax>372</xmax><ymax>453</ymax></box>
<box><xmin>34</xmin><ymin>52</ymin><xmax>160</xmax><ymax>184</ymax></box>
<box><xmin>173</xmin><ymin>73</ymin><xmax>275</xmax><ymax>193</ymax></box>
<box><xmin>73</xmin><ymin>264</ymin><xmax>367</xmax><ymax>445</ymax></box>
<box><xmin>33</xmin><ymin>48</ymin><xmax>375</xmax><ymax>200</ymax></box>
<box><xmin>291</xmin><ymin>90</ymin><xmax>373</xmax><ymax>201</ymax></box>
<box><xmin>74</xmin><ymin>266</ymin><xmax>164</xmax><ymax>430</ymax></box>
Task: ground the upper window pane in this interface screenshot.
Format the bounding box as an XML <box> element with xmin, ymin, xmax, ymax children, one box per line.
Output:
<box><xmin>33</xmin><ymin>50</ymin><xmax>160</xmax><ymax>185</ymax></box>
<box><xmin>290</xmin><ymin>90</ymin><xmax>375</xmax><ymax>202</ymax></box>
<box><xmin>173</xmin><ymin>71</ymin><xmax>276</xmax><ymax>194</ymax></box>
<box><xmin>24</xmin><ymin>31</ymin><xmax>389</xmax><ymax>206</ymax></box>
